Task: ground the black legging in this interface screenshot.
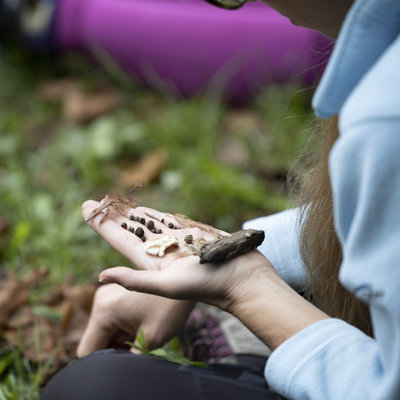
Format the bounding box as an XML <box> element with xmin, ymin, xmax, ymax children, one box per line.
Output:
<box><xmin>40</xmin><ymin>350</ymin><xmax>285</xmax><ymax>400</ymax></box>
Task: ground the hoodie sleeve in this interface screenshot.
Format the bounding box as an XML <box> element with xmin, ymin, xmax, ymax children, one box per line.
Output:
<box><xmin>243</xmin><ymin>208</ymin><xmax>308</xmax><ymax>291</ymax></box>
<box><xmin>264</xmin><ymin>29</ymin><xmax>400</xmax><ymax>400</ymax></box>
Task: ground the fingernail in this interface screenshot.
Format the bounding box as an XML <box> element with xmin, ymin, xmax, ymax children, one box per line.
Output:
<box><xmin>99</xmin><ymin>274</ymin><xmax>109</xmax><ymax>283</ymax></box>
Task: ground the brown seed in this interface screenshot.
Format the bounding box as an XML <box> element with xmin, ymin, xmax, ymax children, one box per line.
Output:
<box><xmin>161</xmin><ymin>218</ymin><xmax>165</xmax><ymax>224</ymax></box>
<box><xmin>140</xmin><ymin>218</ymin><xmax>146</xmax><ymax>225</ymax></box>
<box><xmin>135</xmin><ymin>227</ymin><xmax>145</xmax><ymax>238</ymax></box>
<box><xmin>128</xmin><ymin>226</ymin><xmax>135</xmax><ymax>233</ymax></box>
<box><xmin>184</xmin><ymin>235</ymin><xmax>193</xmax><ymax>244</ymax></box>
<box><xmin>147</xmin><ymin>220</ymin><xmax>155</xmax><ymax>230</ymax></box>
<box><xmin>121</xmin><ymin>222</ymin><xmax>127</xmax><ymax>229</ymax></box>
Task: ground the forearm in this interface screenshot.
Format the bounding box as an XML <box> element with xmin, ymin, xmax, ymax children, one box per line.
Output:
<box><xmin>226</xmin><ymin>266</ymin><xmax>329</xmax><ymax>351</ymax></box>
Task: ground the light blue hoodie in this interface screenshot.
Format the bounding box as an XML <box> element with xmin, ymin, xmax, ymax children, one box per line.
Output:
<box><xmin>245</xmin><ymin>0</ymin><xmax>400</xmax><ymax>398</ymax></box>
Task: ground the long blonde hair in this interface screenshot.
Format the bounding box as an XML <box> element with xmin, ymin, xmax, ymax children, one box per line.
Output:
<box><xmin>296</xmin><ymin>116</ymin><xmax>372</xmax><ymax>336</ymax></box>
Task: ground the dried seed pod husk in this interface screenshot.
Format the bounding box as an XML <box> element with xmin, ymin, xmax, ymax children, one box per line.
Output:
<box><xmin>135</xmin><ymin>227</ymin><xmax>145</xmax><ymax>238</ymax></box>
<box><xmin>143</xmin><ymin>236</ymin><xmax>179</xmax><ymax>257</ymax></box>
<box><xmin>147</xmin><ymin>220</ymin><xmax>155</xmax><ymax>230</ymax></box>
<box><xmin>184</xmin><ymin>235</ymin><xmax>193</xmax><ymax>244</ymax></box>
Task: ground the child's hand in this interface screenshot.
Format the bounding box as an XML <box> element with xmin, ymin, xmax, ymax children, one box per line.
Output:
<box><xmin>82</xmin><ymin>200</ymin><xmax>272</xmax><ymax>310</ymax></box>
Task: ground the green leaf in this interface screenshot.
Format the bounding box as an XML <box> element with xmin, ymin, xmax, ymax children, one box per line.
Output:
<box><xmin>135</xmin><ymin>327</ymin><xmax>149</xmax><ymax>353</ymax></box>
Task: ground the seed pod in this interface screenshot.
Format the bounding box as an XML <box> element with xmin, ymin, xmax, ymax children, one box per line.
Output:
<box><xmin>135</xmin><ymin>227</ymin><xmax>145</xmax><ymax>238</ymax></box>
<box><xmin>121</xmin><ymin>222</ymin><xmax>127</xmax><ymax>229</ymax></box>
<box><xmin>184</xmin><ymin>235</ymin><xmax>193</xmax><ymax>244</ymax></box>
<box><xmin>147</xmin><ymin>220</ymin><xmax>155</xmax><ymax>230</ymax></box>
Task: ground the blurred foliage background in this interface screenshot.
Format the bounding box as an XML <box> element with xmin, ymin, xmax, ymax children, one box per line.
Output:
<box><xmin>0</xmin><ymin>46</ymin><xmax>316</xmax><ymax>398</ymax></box>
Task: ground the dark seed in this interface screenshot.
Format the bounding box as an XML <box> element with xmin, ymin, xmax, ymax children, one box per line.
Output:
<box><xmin>168</xmin><ymin>222</ymin><xmax>174</xmax><ymax>229</ymax></box>
<box><xmin>140</xmin><ymin>218</ymin><xmax>146</xmax><ymax>225</ymax></box>
<box><xmin>121</xmin><ymin>222</ymin><xmax>127</xmax><ymax>229</ymax></box>
<box><xmin>141</xmin><ymin>236</ymin><xmax>146</xmax><ymax>242</ymax></box>
<box><xmin>147</xmin><ymin>220</ymin><xmax>155</xmax><ymax>230</ymax></box>
<box><xmin>135</xmin><ymin>227</ymin><xmax>145</xmax><ymax>238</ymax></box>
<box><xmin>184</xmin><ymin>235</ymin><xmax>193</xmax><ymax>244</ymax></box>
<box><xmin>129</xmin><ymin>215</ymin><xmax>135</xmax><ymax>221</ymax></box>
<box><xmin>128</xmin><ymin>226</ymin><xmax>135</xmax><ymax>233</ymax></box>
<box><xmin>155</xmin><ymin>229</ymin><xmax>162</xmax><ymax>234</ymax></box>
<box><xmin>134</xmin><ymin>216</ymin><xmax>140</xmax><ymax>222</ymax></box>
<box><xmin>161</xmin><ymin>218</ymin><xmax>165</xmax><ymax>224</ymax></box>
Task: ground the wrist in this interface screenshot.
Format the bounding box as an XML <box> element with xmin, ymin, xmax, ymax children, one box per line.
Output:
<box><xmin>224</xmin><ymin>258</ymin><xmax>329</xmax><ymax>351</ymax></box>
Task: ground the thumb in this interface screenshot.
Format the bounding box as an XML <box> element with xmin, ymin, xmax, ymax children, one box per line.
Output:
<box><xmin>99</xmin><ymin>267</ymin><xmax>172</xmax><ymax>298</ymax></box>
<box><xmin>77</xmin><ymin>313</ymin><xmax>112</xmax><ymax>358</ymax></box>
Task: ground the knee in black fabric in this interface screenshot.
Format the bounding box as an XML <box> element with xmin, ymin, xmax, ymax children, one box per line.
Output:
<box><xmin>40</xmin><ymin>350</ymin><xmax>201</xmax><ymax>400</ymax></box>
<box><xmin>41</xmin><ymin>350</ymin><xmax>285</xmax><ymax>400</ymax></box>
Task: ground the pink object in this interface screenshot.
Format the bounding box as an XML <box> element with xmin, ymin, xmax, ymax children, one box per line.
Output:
<box><xmin>54</xmin><ymin>0</ymin><xmax>332</xmax><ymax>101</ymax></box>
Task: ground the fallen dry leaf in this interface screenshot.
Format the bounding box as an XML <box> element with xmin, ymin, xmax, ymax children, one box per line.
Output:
<box><xmin>222</xmin><ymin>109</ymin><xmax>264</xmax><ymax>134</ymax></box>
<box><xmin>118</xmin><ymin>148</ymin><xmax>168</xmax><ymax>188</ymax></box>
<box><xmin>38</xmin><ymin>78</ymin><xmax>122</xmax><ymax>123</ymax></box>
<box><xmin>3</xmin><ymin>315</ymin><xmax>65</xmax><ymax>364</ymax></box>
<box><xmin>216</xmin><ymin>135</ymin><xmax>248</xmax><ymax>167</ymax></box>
<box><xmin>6</xmin><ymin>305</ymin><xmax>35</xmax><ymax>329</ymax></box>
<box><xmin>0</xmin><ymin>269</ymin><xmax>98</xmax><ymax>385</ymax></box>
<box><xmin>39</xmin><ymin>275</ymin><xmax>75</xmax><ymax>306</ymax></box>
<box><xmin>0</xmin><ymin>268</ymin><xmax>48</xmax><ymax>326</ymax></box>
<box><xmin>63</xmin><ymin>86</ymin><xmax>121</xmax><ymax>123</ymax></box>
<box><xmin>0</xmin><ymin>215</ymin><xmax>10</xmax><ymax>252</ymax></box>
<box><xmin>38</xmin><ymin>78</ymin><xmax>79</xmax><ymax>101</ymax></box>
<box><xmin>60</xmin><ymin>284</ymin><xmax>97</xmax><ymax>345</ymax></box>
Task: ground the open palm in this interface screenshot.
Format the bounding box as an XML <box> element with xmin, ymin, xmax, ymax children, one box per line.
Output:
<box><xmin>82</xmin><ymin>200</ymin><xmax>271</xmax><ymax>309</ymax></box>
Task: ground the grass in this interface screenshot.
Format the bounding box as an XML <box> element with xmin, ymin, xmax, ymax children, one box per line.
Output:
<box><xmin>0</xmin><ymin>46</ymin><xmax>316</xmax><ymax>397</ymax></box>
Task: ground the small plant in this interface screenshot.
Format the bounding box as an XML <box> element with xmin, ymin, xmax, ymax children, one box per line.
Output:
<box><xmin>126</xmin><ymin>328</ymin><xmax>206</xmax><ymax>368</ymax></box>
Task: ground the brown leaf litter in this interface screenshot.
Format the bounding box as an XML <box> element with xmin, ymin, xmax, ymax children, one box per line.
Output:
<box><xmin>38</xmin><ymin>78</ymin><xmax>122</xmax><ymax>123</ymax></box>
<box><xmin>118</xmin><ymin>148</ymin><xmax>168</xmax><ymax>189</ymax></box>
<box><xmin>0</xmin><ymin>268</ymin><xmax>98</xmax><ymax>385</ymax></box>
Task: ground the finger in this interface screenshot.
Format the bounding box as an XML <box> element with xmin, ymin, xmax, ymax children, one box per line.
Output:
<box><xmin>77</xmin><ymin>313</ymin><xmax>113</xmax><ymax>358</ymax></box>
<box><xmin>135</xmin><ymin>207</ymin><xmax>183</xmax><ymax>229</ymax></box>
<box><xmin>82</xmin><ymin>202</ymin><xmax>154</xmax><ymax>266</ymax></box>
